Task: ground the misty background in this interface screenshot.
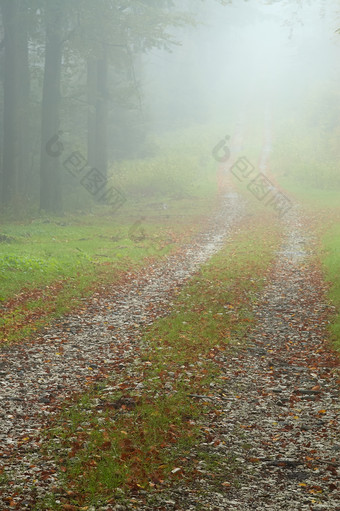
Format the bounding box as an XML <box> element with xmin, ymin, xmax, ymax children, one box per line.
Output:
<box><xmin>0</xmin><ymin>0</ymin><xmax>339</xmax><ymax>215</ymax></box>
<box><xmin>144</xmin><ymin>0</ymin><xmax>340</xmax><ymax>128</ymax></box>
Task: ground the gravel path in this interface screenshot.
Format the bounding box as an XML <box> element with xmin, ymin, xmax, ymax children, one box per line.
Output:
<box><xmin>1</xmin><ymin>195</ymin><xmax>339</xmax><ymax>510</ymax></box>
<box><xmin>144</xmin><ymin>206</ymin><xmax>339</xmax><ymax>511</ymax></box>
<box><xmin>0</xmin><ymin>194</ymin><xmax>244</xmax><ymax>509</ymax></box>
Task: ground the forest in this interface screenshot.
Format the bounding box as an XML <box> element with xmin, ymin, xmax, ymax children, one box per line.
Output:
<box><xmin>0</xmin><ymin>1</ymin><xmax>339</xmax><ymax>213</ymax></box>
<box><xmin>0</xmin><ymin>0</ymin><xmax>205</xmax><ymax>213</ymax></box>
<box><xmin>0</xmin><ymin>1</ymin><xmax>339</xmax><ymax>510</ymax></box>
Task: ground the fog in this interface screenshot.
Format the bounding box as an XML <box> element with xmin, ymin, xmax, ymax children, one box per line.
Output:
<box><xmin>2</xmin><ymin>4</ymin><xmax>340</xmax><ymax>508</ymax></box>
<box><xmin>143</xmin><ymin>0</ymin><xmax>340</xmax><ymax>131</ymax></box>
<box><xmin>1</xmin><ymin>0</ymin><xmax>340</xmax><ymax>211</ymax></box>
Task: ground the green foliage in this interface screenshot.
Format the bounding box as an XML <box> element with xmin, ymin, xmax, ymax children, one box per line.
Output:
<box><xmin>0</xmin><ymin>254</ymin><xmax>63</xmax><ymax>274</ymax></box>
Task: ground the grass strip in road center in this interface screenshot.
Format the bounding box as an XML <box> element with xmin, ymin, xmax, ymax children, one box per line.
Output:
<box><xmin>33</xmin><ymin>210</ymin><xmax>281</xmax><ymax>510</ymax></box>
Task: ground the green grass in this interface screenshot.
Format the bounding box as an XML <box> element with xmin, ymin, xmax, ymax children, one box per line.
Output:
<box><xmin>32</xmin><ymin>209</ymin><xmax>281</xmax><ymax>510</ymax></box>
<box><xmin>322</xmin><ymin>224</ymin><xmax>340</xmax><ymax>351</ymax></box>
<box><xmin>108</xmin><ymin>123</ymin><xmax>234</xmax><ymax>200</ymax></box>
<box><xmin>0</xmin><ymin>191</ymin><xmax>218</xmax><ymax>345</ymax></box>
<box><xmin>269</xmin><ymin>176</ymin><xmax>340</xmax><ymax>213</ymax></box>
<box><xmin>0</xmin><ymin>211</ymin><xmax>178</xmax><ymax>301</ymax></box>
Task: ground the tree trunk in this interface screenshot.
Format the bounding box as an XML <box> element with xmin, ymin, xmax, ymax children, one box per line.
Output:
<box><xmin>39</xmin><ymin>1</ymin><xmax>63</xmax><ymax>213</ymax></box>
<box><xmin>17</xmin><ymin>2</ymin><xmax>30</xmax><ymax>196</ymax></box>
<box><xmin>87</xmin><ymin>51</ymin><xmax>108</xmax><ymax>179</ymax></box>
<box><xmin>87</xmin><ymin>57</ymin><xmax>97</xmax><ymax>169</ymax></box>
<box><xmin>1</xmin><ymin>1</ymin><xmax>20</xmax><ymax>204</ymax></box>
<box><xmin>0</xmin><ymin>1</ymin><xmax>30</xmax><ymax>205</ymax></box>
<box><xmin>96</xmin><ymin>55</ymin><xmax>108</xmax><ymax>178</ymax></box>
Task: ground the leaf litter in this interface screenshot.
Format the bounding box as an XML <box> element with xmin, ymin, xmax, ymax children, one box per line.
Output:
<box><xmin>0</xmin><ymin>196</ymin><xmax>339</xmax><ymax>510</ymax></box>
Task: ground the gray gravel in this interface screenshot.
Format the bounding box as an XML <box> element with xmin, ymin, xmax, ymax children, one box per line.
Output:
<box><xmin>0</xmin><ymin>197</ymin><xmax>339</xmax><ymax>510</ymax></box>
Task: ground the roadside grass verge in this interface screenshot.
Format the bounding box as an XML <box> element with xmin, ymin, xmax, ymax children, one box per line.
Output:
<box><xmin>322</xmin><ymin>224</ymin><xmax>340</xmax><ymax>352</ymax></box>
<box><xmin>35</xmin><ymin>210</ymin><xmax>281</xmax><ymax>510</ymax></box>
<box><xmin>0</xmin><ymin>193</ymin><xmax>216</xmax><ymax>346</ymax></box>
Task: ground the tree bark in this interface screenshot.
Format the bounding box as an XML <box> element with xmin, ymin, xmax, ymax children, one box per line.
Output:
<box><xmin>87</xmin><ymin>51</ymin><xmax>108</xmax><ymax>179</ymax></box>
<box><xmin>96</xmin><ymin>55</ymin><xmax>108</xmax><ymax>178</ymax></box>
<box><xmin>87</xmin><ymin>57</ymin><xmax>97</xmax><ymax>169</ymax></box>
<box><xmin>1</xmin><ymin>1</ymin><xmax>20</xmax><ymax>204</ymax></box>
<box><xmin>17</xmin><ymin>2</ymin><xmax>30</xmax><ymax>196</ymax></box>
<box><xmin>39</xmin><ymin>1</ymin><xmax>63</xmax><ymax>213</ymax></box>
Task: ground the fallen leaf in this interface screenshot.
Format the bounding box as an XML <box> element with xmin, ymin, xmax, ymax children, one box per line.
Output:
<box><xmin>171</xmin><ymin>467</ymin><xmax>182</xmax><ymax>474</ymax></box>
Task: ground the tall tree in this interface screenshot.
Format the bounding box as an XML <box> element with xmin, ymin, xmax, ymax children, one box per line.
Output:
<box><xmin>39</xmin><ymin>0</ymin><xmax>64</xmax><ymax>213</ymax></box>
<box><xmin>87</xmin><ymin>51</ymin><xmax>108</xmax><ymax>177</ymax></box>
<box><xmin>17</xmin><ymin>1</ymin><xmax>30</xmax><ymax>196</ymax></box>
<box><xmin>0</xmin><ymin>0</ymin><xmax>29</xmax><ymax>204</ymax></box>
<box><xmin>82</xmin><ymin>0</ymin><xmax>194</xmax><ymax>175</ymax></box>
